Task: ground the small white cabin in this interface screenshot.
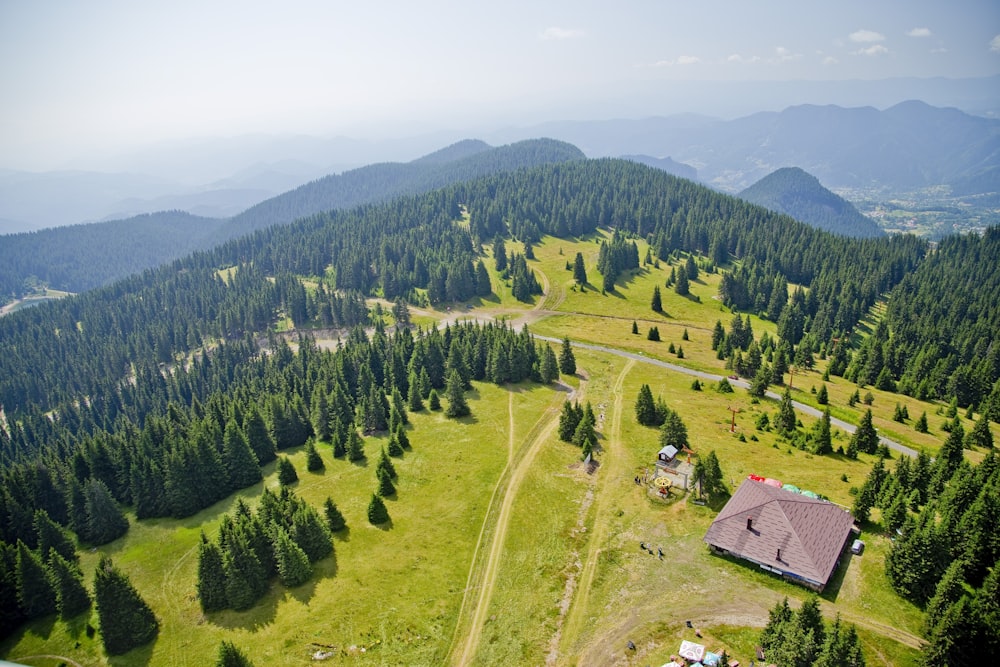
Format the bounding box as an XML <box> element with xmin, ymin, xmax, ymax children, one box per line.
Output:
<box><xmin>657</xmin><ymin>445</ymin><xmax>679</xmax><ymax>463</ymax></box>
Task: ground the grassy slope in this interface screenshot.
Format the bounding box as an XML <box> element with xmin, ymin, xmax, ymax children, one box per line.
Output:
<box><xmin>9</xmin><ymin>231</ymin><xmax>994</xmax><ymax>666</ymax></box>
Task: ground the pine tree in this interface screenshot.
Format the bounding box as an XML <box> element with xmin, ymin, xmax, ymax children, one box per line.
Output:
<box><xmin>558</xmin><ymin>337</ymin><xmax>576</xmax><ymax>375</ymax></box>
<box><xmin>387</xmin><ymin>431</ymin><xmax>405</xmax><ymax>457</ymax></box>
<box><xmin>311</xmin><ymin>390</ymin><xmax>330</xmax><ymax>442</ymax></box>
<box><xmin>271</xmin><ymin>525</ymin><xmax>312</xmax><ymax>587</ymax></box>
<box><xmin>674</xmin><ymin>266</ymin><xmax>690</xmax><ymax>295</ymax></box>
<box><xmin>428</xmin><ymin>389</ymin><xmax>441</xmax><ymax>411</ymax></box>
<box><xmin>558</xmin><ymin>401</ymin><xmax>582</xmax><ymax>442</ymax></box>
<box><xmin>635</xmin><ymin>384</ymin><xmax>657</xmax><ymax>426</ymax></box>
<box><xmin>16</xmin><ymin>541</ymin><xmax>56</xmax><ymax>619</ymax></box>
<box><xmin>223</xmin><ymin>420</ymin><xmax>262</xmax><ymax>490</ymax></box>
<box><xmin>849</xmin><ymin>409</ymin><xmax>879</xmax><ymax>455</ymax></box>
<box><xmin>812</xmin><ymin>407</ymin><xmax>833</xmax><ymax>455</ymax></box>
<box><xmin>367</xmin><ymin>493</ymin><xmax>390</xmax><ymax>525</ymax></box>
<box><xmin>659</xmin><ymin>410</ymin><xmax>689</xmax><ymax>451</ymax></box>
<box><xmin>377</xmin><ymin>466</ymin><xmax>396</xmax><ymax>497</ymax></box>
<box><xmin>777</xmin><ymin>387</ymin><xmax>797</xmax><ymax>435</ymax></box>
<box><xmin>394</xmin><ymin>423</ymin><xmax>411</xmax><ymax>450</ymax></box>
<box><xmin>83</xmin><ymin>478</ymin><xmax>129</xmax><ymax>546</ymax></box>
<box><xmin>817</xmin><ymin>384</ymin><xmax>829</xmax><ymax>405</ymax></box>
<box><xmin>277</xmin><ymin>456</ymin><xmax>298</xmax><ymax>486</ymax></box>
<box><xmin>48</xmin><ymin>551</ymin><xmax>91</xmax><ymax>619</ymax></box>
<box><xmin>915</xmin><ymin>411</ymin><xmax>929</xmax><ymax>433</ymax></box>
<box><xmin>306</xmin><ymin>440</ymin><xmax>324</xmax><ymax>471</ymax></box>
<box><xmin>377</xmin><ymin>447</ymin><xmax>397</xmax><ymax>479</ymax></box>
<box><xmin>573</xmin><ymin>252</ymin><xmax>587</xmax><ymax>287</ymax></box>
<box><xmin>407</xmin><ymin>370</ymin><xmax>424</xmax><ymax>411</ymax></box>
<box><xmin>33</xmin><ymin>509</ymin><xmax>77</xmax><ymax>565</ymax></box>
<box><xmin>244</xmin><ymin>405</ymin><xmax>277</xmax><ymax>465</ymax></box>
<box><xmin>924</xmin><ymin>559</ymin><xmax>968</xmax><ymax>636</ymax></box>
<box><xmin>222</xmin><ymin>533</ymin><xmax>267</xmax><ymax>611</ymax></box>
<box><xmin>540</xmin><ymin>344</ymin><xmax>559</xmax><ymax>384</ymax></box>
<box><xmin>347</xmin><ymin>429</ymin><xmax>366</xmax><ymax>461</ymax></box>
<box><xmin>217</xmin><ymin>640</ymin><xmax>255</xmax><ymax>667</ymax></box>
<box><xmin>647</xmin><ymin>326</ymin><xmax>660</xmax><ymax>341</ymax></box>
<box><xmin>444</xmin><ymin>368</ymin><xmax>470</xmax><ymax>418</ymax></box>
<box><xmin>631</xmin><ymin>320</ymin><xmax>639</xmax><ymax>335</ymax></box>
<box><xmin>196</xmin><ymin>535</ymin><xmax>228</xmax><ymax>613</ymax></box>
<box><xmin>323</xmin><ymin>497</ymin><xmax>346</xmax><ymax>532</ymax></box>
<box><xmin>651</xmin><ymin>286</ymin><xmax>663</xmax><ymax>312</ymax></box>
<box><xmin>93</xmin><ymin>555</ymin><xmax>159</xmax><ymax>655</ymax></box>
<box><xmin>966</xmin><ymin>414</ymin><xmax>994</xmax><ymax>449</ymax></box>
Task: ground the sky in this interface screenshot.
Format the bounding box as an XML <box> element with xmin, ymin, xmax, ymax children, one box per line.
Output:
<box><xmin>1</xmin><ymin>0</ymin><xmax>999</xmax><ymax>170</ymax></box>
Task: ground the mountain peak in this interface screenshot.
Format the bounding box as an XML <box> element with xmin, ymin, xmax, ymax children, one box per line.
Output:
<box><xmin>739</xmin><ymin>167</ymin><xmax>884</xmax><ymax>238</ymax></box>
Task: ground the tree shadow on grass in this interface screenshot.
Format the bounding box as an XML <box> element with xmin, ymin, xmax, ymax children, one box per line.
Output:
<box><xmin>208</xmin><ymin>586</ymin><xmax>280</xmax><ymax>631</ymax></box>
<box><xmin>332</xmin><ymin>526</ymin><xmax>351</xmax><ymax>543</ymax></box>
<box><xmin>372</xmin><ymin>518</ymin><xmax>394</xmax><ymax>532</ymax></box>
<box><xmin>108</xmin><ymin>635</ymin><xmax>157</xmax><ymax>666</ymax></box>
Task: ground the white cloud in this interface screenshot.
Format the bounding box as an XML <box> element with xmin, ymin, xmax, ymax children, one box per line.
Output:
<box><xmin>907</xmin><ymin>28</ymin><xmax>931</xmax><ymax>38</ymax></box>
<box><xmin>772</xmin><ymin>46</ymin><xmax>800</xmax><ymax>63</ymax></box>
<box><xmin>991</xmin><ymin>35</ymin><xmax>1000</xmax><ymax>52</ymax></box>
<box><xmin>849</xmin><ymin>29</ymin><xmax>886</xmax><ymax>43</ymax></box>
<box><xmin>852</xmin><ymin>44</ymin><xmax>889</xmax><ymax>56</ymax></box>
<box><xmin>822</xmin><ymin>56</ymin><xmax>839</xmax><ymax>66</ymax></box>
<box><xmin>539</xmin><ymin>27</ymin><xmax>584</xmax><ymax>41</ymax></box>
<box><xmin>676</xmin><ymin>55</ymin><xmax>701</xmax><ymax>65</ymax></box>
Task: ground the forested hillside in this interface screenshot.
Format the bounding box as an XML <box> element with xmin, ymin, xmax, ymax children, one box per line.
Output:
<box><xmin>0</xmin><ymin>211</ymin><xmax>226</xmax><ymax>297</ymax></box>
<box><xmin>738</xmin><ymin>167</ymin><xmax>884</xmax><ymax>238</ymax></box>
<box><xmin>0</xmin><ymin>138</ymin><xmax>583</xmax><ymax>300</ymax></box>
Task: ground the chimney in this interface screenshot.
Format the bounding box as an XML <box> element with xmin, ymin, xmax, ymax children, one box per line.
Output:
<box><xmin>746</xmin><ymin>517</ymin><xmax>753</xmax><ymax>530</ymax></box>
<box><xmin>776</xmin><ymin>548</ymin><xmax>782</xmax><ymax>561</ymax></box>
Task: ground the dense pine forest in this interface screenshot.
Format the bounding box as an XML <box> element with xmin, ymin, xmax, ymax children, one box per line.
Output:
<box><xmin>0</xmin><ymin>139</ymin><xmax>584</xmax><ymax>299</ymax></box>
<box><xmin>1</xmin><ymin>156</ymin><xmax>998</xmax><ymax>660</ymax></box>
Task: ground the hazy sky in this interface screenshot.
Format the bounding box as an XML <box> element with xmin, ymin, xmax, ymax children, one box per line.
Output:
<box><xmin>2</xmin><ymin>0</ymin><xmax>998</xmax><ymax>170</ymax></box>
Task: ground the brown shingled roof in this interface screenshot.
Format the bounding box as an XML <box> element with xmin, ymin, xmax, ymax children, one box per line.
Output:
<box><xmin>703</xmin><ymin>480</ymin><xmax>855</xmax><ymax>587</ymax></box>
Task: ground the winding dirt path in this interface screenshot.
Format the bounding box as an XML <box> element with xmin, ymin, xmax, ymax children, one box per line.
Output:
<box><xmin>448</xmin><ymin>376</ymin><xmax>587</xmax><ymax>666</ymax></box>
<box><xmin>554</xmin><ymin>358</ymin><xmax>635</xmax><ymax>663</ymax></box>
<box><xmin>12</xmin><ymin>656</ymin><xmax>85</xmax><ymax>667</ymax></box>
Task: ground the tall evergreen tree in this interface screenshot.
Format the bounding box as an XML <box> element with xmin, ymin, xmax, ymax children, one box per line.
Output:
<box><xmin>540</xmin><ymin>344</ymin><xmax>559</xmax><ymax>384</ymax></box>
<box><xmin>16</xmin><ymin>541</ymin><xmax>56</xmax><ymax>619</ymax></box>
<box><xmin>367</xmin><ymin>493</ymin><xmax>390</xmax><ymax>525</ymax></box>
<box><xmin>777</xmin><ymin>387</ymin><xmax>797</xmax><ymax>435</ymax></box>
<box><xmin>93</xmin><ymin>555</ymin><xmax>159</xmax><ymax>655</ymax></box>
<box><xmin>271</xmin><ymin>525</ymin><xmax>312</xmax><ymax>587</ymax></box>
<box><xmin>966</xmin><ymin>414</ymin><xmax>994</xmax><ymax>449</ymax></box>
<box><xmin>849</xmin><ymin>409</ymin><xmax>879</xmax><ymax>455</ymax></box>
<box><xmin>558</xmin><ymin>337</ymin><xmax>576</xmax><ymax>375</ymax></box>
<box><xmin>659</xmin><ymin>410</ymin><xmax>690</xmax><ymax>451</ymax></box>
<box><xmin>635</xmin><ymin>384</ymin><xmax>657</xmax><ymax>426</ymax></box>
<box><xmin>812</xmin><ymin>407</ymin><xmax>833</xmax><ymax>455</ymax></box>
<box><xmin>196</xmin><ymin>535</ymin><xmax>229</xmax><ymax>613</ymax></box>
<box><xmin>347</xmin><ymin>429</ymin><xmax>366</xmax><ymax>461</ymax></box>
<box><xmin>83</xmin><ymin>479</ymin><xmax>129</xmax><ymax>546</ymax></box>
<box><xmin>33</xmin><ymin>509</ymin><xmax>77</xmax><ymax>565</ymax></box>
<box><xmin>306</xmin><ymin>440</ymin><xmax>324</xmax><ymax>471</ymax></box>
<box><xmin>444</xmin><ymin>368</ymin><xmax>470</xmax><ymax>418</ymax></box>
<box><xmin>323</xmin><ymin>497</ymin><xmax>346</xmax><ymax>532</ymax></box>
<box><xmin>291</xmin><ymin>505</ymin><xmax>333</xmax><ymax>562</ymax></box>
<box><xmin>675</xmin><ymin>265</ymin><xmax>690</xmax><ymax>295</ymax></box>
<box><xmin>277</xmin><ymin>456</ymin><xmax>298</xmax><ymax>486</ymax></box>
<box><xmin>48</xmin><ymin>551</ymin><xmax>91</xmax><ymax>619</ymax></box>
<box><xmin>244</xmin><ymin>406</ymin><xmax>277</xmax><ymax>465</ymax></box>
<box><xmin>651</xmin><ymin>286</ymin><xmax>663</xmax><ymax>312</ymax></box>
<box><xmin>573</xmin><ymin>252</ymin><xmax>587</xmax><ymax>286</ymax></box>
<box><xmin>222</xmin><ymin>533</ymin><xmax>267</xmax><ymax>611</ymax></box>
<box><xmin>223</xmin><ymin>420</ymin><xmax>262</xmax><ymax>490</ymax></box>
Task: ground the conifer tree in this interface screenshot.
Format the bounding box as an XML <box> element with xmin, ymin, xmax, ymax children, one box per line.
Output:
<box><xmin>277</xmin><ymin>457</ymin><xmax>298</xmax><ymax>485</ymax></box>
<box><xmin>391</xmin><ymin>386</ymin><xmax>409</xmax><ymax>425</ymax></box>
<box><xmin>816</xmin><ymin>383</ymin><xmax>829</xmax><ymax>405</ymax></box>
<box><xmin>394</xmin><ymin>423</ymin><xmax>411</xmax><ymax>450</ymax></box>
<box><xmin>222</xmin><ymin>533</ymin><xmax>267</xmax><ymax>611</ymax></box>
<box><xmin>573</xmin><ymin>252</ymin><xmax>587</xmax><ymax>287</ymax></box>
<box><xmin>33</xmin><ymin>509</ymin><xmax>77</xmax><ymax>565</ymax></box>
<box><xmin>659</xmin><ymin>410</ymin><xmax>689</xmax><ymax>451</ymax></box>
<box><xmin>16</xmin><ymin>541</ymin><xmax>56</xmax><ymax>619</ymax></box>
<box><xmin>271</xmin><ymin>526</ymin><xmax>312</xmax><ymax>588</ymax></box>
<box><xmin>849</xmin><ymin>409</ymin><xmax>879</xmax><ymax>455</ymax></box>
<box><xmin>540</xmin><ymin>344</ymin><xmax>559</xmax><ymax>384</ymax></box>
<box><xmin>196</xmin><ymin>534</ymin><xmax>228</xmax><ymax>613</ymax></box>
<box><xmin>331</xmin><ymin>431</ymin><xmax>346</xmax><ymax>458</ymax></box>
<box><xmin>812</xmin><ymin>407</ymin><xmax>833</xmax><ymax>455</ymax></box>
<box><xmin>377</xmin><ymin>447</ymin><xmax>397</xmax><ymax>479</ymax></box>
<box><xmin>675</xmin><ymin>266</ymin><xmax>690</xmax><ymax>295</ymax></box>
<box><xmin>635</xmin><ymin>384</ymin><xmax>657</xmax><ymax>426</ymax></box>
<box><xmin>558</xmin><ymin>337</ymin><xmax>576</xmax><ymax>375</ymax></box>
<box><xmin>306</xmin><ymin>440</ymin><xmax>324</xmax><ymax>471</ymax></box>
<box><xmin>347</xmin><ymin>429</ymin><xmax>365</xmax><ymax>461</ymax></box>
<box><xmin>323</xmin><ymin>497</ymin><xmax>346</xmax><ymax>532</ymax></box>
<box><xmin>377</xmin><ymin>466</ymin><xmax>396</xmax><ymax>497</ymax></box>
<box><xmin>387</xmin><ymin>431</ymin><xmax>404</xmax><ymax>457</ymax></box>
<box><xmin>48</xmin><ymin>551</ymin><xmax>91</xmax><ymax>619</ymax></box>
<box><xmin>407</xmin><ymin>370</ymin><xmax>424</xmax><ymax>411</ymax></box>
<box><xmin>83</xmin><ymin>478</ymin><xmax>129</xmax><ymax>546</ymax></box>
<box><xmin>651</xmin><ymin>286</ymin><xmax>663</xmax><ymax>312</ymax></box>
<box><xmin>291</xmin><ymin>505</ymin><xmax>333</xmax><ymax>562</ymax></box>
<box><xmin>776</xmin><ymin>387</ymin><xmax>797</xmax><ymax>435</ymax></box>
<box><xmin>93</xmin><ymin>555</ymin><xmax>159</xmax><ymax>655</ymax></box>
<box><xmin>966</xmin><ymin>414</ymin><xmax>994</xmax><ymax>449</ymax></box>
<box><xmin>632</xmin><ymin>320</ymin><xmax>639</xmax><ymax>335</ymax></box>
<box><xmin>223</xmin><ymin>420</ymin><xmax>262</xmax><ymax>490</ymax></box>
<box><xmin>367</xmin><ymin>493</ymin><xmax>390</xmax><ymax>525</ymax></box>
<box><xmin>428</xmin><ymin>390</ymin><xmax>441</xmax><ymax>411</ymax></box>
<box><xmin>217</xmin><ymin>640</ymin><xmax>255</xmax><ymax>667</ymax></box>
<box><xmin>311</xmin><ymin>390</ymin><xmax>330</xmax><ymax>442</ymax></box>
<box><xmin>444</xmin><ymin>368</ymin><xmax>470</xmax><ymax>418</ymax></box>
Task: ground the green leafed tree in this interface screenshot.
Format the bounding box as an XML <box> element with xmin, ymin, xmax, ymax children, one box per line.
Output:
<box><xmin>93</xmin><ymin>555</ymin><xmax>159</xmax><ymax>656</ymax></box>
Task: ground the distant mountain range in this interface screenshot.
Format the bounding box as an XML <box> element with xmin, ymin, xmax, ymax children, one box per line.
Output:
<box><xmin>495</xmin><ymin>100</ymin><xmax>1000</xmax><ymax>195</ymax></box>
<box><xmin>621</xmin><ymin>155</ymin><xmax>697</xmax><ymax>181</ymax></box>
<box><xmin>738</xmin><ymin>167</ymin><xmax>884</xmax><ymax>239</ymax></box>
<box><xmin>0</xmin><ymin>139</ymin><xmax>583</xmax><ymax>298</ymax></box>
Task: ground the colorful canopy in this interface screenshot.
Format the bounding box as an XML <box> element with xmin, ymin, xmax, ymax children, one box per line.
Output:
<box><xmin>763</xmin><ymin>478</ymin><xmax>783</xmax><ymax>488</ymax></box>
<box><xmin>801</xmin><ymin>490</ymin><xmax>819</xmax><ymax>499</ymax></box>
<box><xmin>782</xmin><ymin>484</ymin><xmax>800</xmax><ymax>493</ymax></box>
<box><xmin>679</xmin><ymin>640</ymin><xmax>706</xmax><ymax>661</ymax></box>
